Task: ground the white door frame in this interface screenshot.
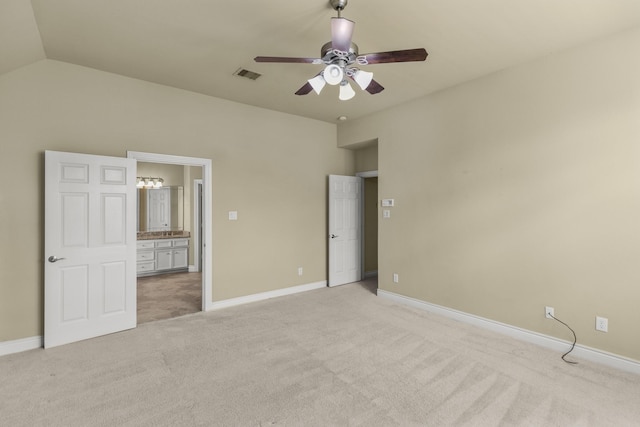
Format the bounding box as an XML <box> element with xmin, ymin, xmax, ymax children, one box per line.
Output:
<box><xmin>127</xmin><ymin>151</ymin><xmax>213</xmax><ymax>311</ymax></box>
<box><xmin>192</xmin><ymin>179</ymin><xmax>203</xmax><ymax>272</ymax></box>
<box><xmin>356</xmin><ymin>170</ymin><xmax>378</xmax><ymax>278</ymax></box>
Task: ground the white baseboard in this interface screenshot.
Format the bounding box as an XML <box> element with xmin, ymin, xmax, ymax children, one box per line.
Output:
<box><xmin>378</xmin><ymin>289</ymin><xmax>640</xmax><ymax>375</ymax></box>
<box><xmin>0</xmin><ymin>335</ymin><xmax>43</xmax><ymax>357</ymax></box>
<box><xmin>188</xmin><ymin>265</ymin><xmax>198</xmax><ymax>273</ymax></box>
<box><xmin>364</xmin><ymin>270</ymin><xmax>378</xmax><ymax>279</ymax></box>
<box><xmin>206</xmin><ymin>281</ymin><xmax>327</xmax><ymax>311</ymax></box>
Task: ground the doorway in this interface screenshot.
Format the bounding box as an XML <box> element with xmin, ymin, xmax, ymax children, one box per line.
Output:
<box><xmin>135</xmin><ymin>162</ymin><xmax>202</xmax><ymax>323</ymax></box>
<box><xmin>361</xmin><ymin>174</ymin><xmax>378</xmax><ymax>279</ymax></box>
<box><xmin>127</xmin><ymin>151</ymin><xmax>213</xmax><ymax>319</ymax></box>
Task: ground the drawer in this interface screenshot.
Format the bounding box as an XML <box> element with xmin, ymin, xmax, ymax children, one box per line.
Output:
<box><xmin>173</xmin><ymin>238</ymin><xmax>189</xmax><ymax>247</ymax></box>
<box><xmin>156</xmin><ymin>240</ymin><xmax>173</xmax><ymax>248</ymax></box>
<box><xmin>137</xmin><ymin>241</ymin><xmax>155</xmax><ymax>249</ymax></box>
<box><xmin>136</xmin><ymin>261</ymin><xmax>155</xmax><ymax>272</ymax></box>
<box><xmin>136</xmin><ymin>251</ymin><xmax>155</xmax><ymax>261</ymax></box>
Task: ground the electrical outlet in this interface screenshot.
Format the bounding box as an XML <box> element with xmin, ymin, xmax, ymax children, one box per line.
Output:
<box><xmin>297</xmin><ymin>267</ymin><xmax>303</xmax><ymax>276</ymax></box>
<box><xmin>393</xmin><ymin>273</ymin><xmax>399</xmax><ymax>283</ymax></box>
<box><xmin>545</xmin><ymin>306</ymin><xmax>554</xmax><ymax>319</ymax></box>
<box><xmin>596</xmin><ymin>316</ymin><xmax>608</xmax><ymax>332</ymax></box>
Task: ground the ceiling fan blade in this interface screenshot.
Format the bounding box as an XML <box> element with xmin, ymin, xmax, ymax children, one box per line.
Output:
<box><xmin>365</xmin><ymin>79</ymin><xmax>384</xmax><ymax>94</ymax></box>
<box><xmin>295</xmin><ymin>82</ymin><xmax>314</xmax><ymax>95</ymax></box>
<box><xmin>331</xmin><ymin>17</ymin><xmax>355</xmax><ymax>52</ymax></box>
<box><xmin>254</xmin><ymin>56</ymin><xmax>321</xmax><ymax>64</ymax></box>
<box><xmin>358</xmin><ymin>48</ymin><xmax>428</xmax><ymax>64</ymax></box>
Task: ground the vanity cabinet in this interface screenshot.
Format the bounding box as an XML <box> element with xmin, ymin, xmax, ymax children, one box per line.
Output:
<box><xmin>137</xmin><ymin>238</ymin><xmax>189</xmax><ymax>276</ymax></box>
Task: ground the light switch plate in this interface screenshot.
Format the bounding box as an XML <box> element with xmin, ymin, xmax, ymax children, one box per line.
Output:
<box><xmin>228</xmin><ymin>211</ymin><xmax>238</xmax><ymax>221</ymax></box>
<box><xmin>381</xmin><ymin>199</ymin><xmax>395</xmax><ymax>207</ymax></box>
<box><xmin>383</xmin><ymin>210</ymin><xmax>391</xmax><ymax>218</ymax></box>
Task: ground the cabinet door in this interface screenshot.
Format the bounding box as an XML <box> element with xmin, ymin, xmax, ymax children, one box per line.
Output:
<box><xmin>172</xmin><ymin>248</ymin><xmax>188</xmax><ymax>269</ymax></box>
<box><xmin>156</xmin><ymin>249</ymin><xmax>173</xmax><ymax>270</ymax></box>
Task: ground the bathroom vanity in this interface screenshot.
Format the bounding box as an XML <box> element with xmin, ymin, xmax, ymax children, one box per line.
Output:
<box><xmin>136</xmin><ymin>234</ymin><xmax>190</xmax><ymax>276</ymax></box>
<box><xmin>137</xmin><ymin>185</ymin><xmax>190</xmax><ymax>276</ymax></box>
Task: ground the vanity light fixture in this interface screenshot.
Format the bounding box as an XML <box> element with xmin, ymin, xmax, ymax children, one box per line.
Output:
<box><xmin>136</xmin><ymin>177</ymin><xmax>164</xmax><ymax>188</ymax></box>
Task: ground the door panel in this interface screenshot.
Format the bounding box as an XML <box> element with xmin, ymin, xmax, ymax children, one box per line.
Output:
<box><xmin>61</xmin><ymin>266</ymin><xmax>89</xmax><ymax>322</ymax></box>
<box><xmin>103</xmin><ymin>261</ymin><xmax>127</xmax><ymax>314</ymax></box>
<box><xmin>102</xmin><ymin>194</ymin><xmax>126</xmax><ymax>243</ymax></box>
<box><xmin>328</xmin><ymin>175</ymin><xmax>362</xmax><ymax>287</ymax></box>
<box><xmin>45</xmin><ymin>150</ymin><xmax>136</xmax><ymax>348</ymax></box>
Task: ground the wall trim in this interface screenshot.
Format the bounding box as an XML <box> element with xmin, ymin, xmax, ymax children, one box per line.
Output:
<box><xmin>208</xmin><ymin>281</ymin><xmax>327</xmax><ymax>311</ymax></box>
<box><xmin>0</xmin><ymin>336</ymin><xmax>43</xmax><ymax>357</ymax></box>
<box><xmin>378</xmin><ymin>289</ymin><xmax>640</xmax><ymax>375</ymax></box>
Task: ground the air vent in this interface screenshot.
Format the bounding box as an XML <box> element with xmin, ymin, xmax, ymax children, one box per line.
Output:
<box><xmin>233</xmin><ymin>68</ymin><xmax>262</xmax><ymax>80</ymax></box>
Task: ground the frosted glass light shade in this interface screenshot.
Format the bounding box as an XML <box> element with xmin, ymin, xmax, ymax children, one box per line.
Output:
<box><xmin>308</xmin><ymin>75</ymin><xmax>326</xmax><ymax>94</ymax></box>
<box><xmin>323</xmin><ymin>64</ymin><xmax>344</xmax><ymax>85</ymax></box>
<box><xmin>353</xmin><ymin>70</ymin><xmax>373</xmax><ymax>90</ymax></box>
<box><xmin>339</xmin><ymin>82</ymin><xmax>355</xmax><ymax>101</ymax></box>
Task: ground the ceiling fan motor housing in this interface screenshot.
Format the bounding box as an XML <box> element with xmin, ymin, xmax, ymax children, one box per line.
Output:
<box><xmin>321</xmin><ymin>41</ymin><xmax>358</xmax><ymax>66</ymax></box>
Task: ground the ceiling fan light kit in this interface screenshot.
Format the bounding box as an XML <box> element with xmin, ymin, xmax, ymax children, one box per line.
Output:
<box><xmin>339</xmin><ymin>81</ymin><xmax>356</xmax><ymax>100</ymax></box>
<box><xmin>352</xmin><ymin>69</ymin><xmax>373</xmax><ymax>90</ymax></box>
<box><xmin>323</xmin><ymin>63</ymin><xmax>344</xmax><ymax>85</ymax></box>
<box><xmin>254</xmin><ymin>0</ymin><xmax>428</xmax><ymax>101</ymax></box>
<box><xmin>308</xmin><ymin>74</ymin><xmax>326</xmax><ymax>94</ymax></box>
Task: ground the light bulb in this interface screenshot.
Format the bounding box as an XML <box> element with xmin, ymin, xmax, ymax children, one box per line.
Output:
<box><xmin>323</xmin><ymin>64</ymin><xmax>344</xmax><ymax>86</ymax></box>
<box><xmin>308</xmin><ymin>75</ymin><xmax>326</xmax><ymax>94</ymax></box>
<box><xmin>353</xmin><ymin>70</ymin><xmax>374</xmax><ymax>90</ymax></box>
<box><xmin>339</xmin><ymin>81</ymin><xmax>355</xmax><ymax>101</ymax></box>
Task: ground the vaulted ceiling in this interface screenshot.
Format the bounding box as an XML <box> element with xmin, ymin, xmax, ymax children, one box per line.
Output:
<box><xmin>2</xmin><ymin>0</ymin><xmax>640</xmax><ymax>123</ymax></box>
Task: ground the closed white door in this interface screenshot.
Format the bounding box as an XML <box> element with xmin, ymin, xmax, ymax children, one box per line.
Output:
<box><xmin>328</xmin><ymin>175</ymin><xmax>362</xmax><ymax>287</ymax></box>
<box><xmin>44</xmin><ymin>151</ymin><xmax>137</xmax><ymax>348</ymax></box>
<box><xmin>147</xmin><ymin>188</ymin><xmax>171</xmax><ymax>230</ymax></box>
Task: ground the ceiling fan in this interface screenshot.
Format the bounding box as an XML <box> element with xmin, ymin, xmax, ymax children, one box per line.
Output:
<box><xmin>254</xmin><ymin>0</ymin><xmax>428</xmax><ymax>101</ymax></box>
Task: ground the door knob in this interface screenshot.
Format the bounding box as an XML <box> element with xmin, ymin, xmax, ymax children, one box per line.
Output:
<box><xmin>330</xmin><ymin>234</ymin><xmax>339</xmax><ymax>239</ymax></box>
<box><xmin>48</xmin><ymin>255</ymin><xmax>66</xmax><ymax>263</ymax></box>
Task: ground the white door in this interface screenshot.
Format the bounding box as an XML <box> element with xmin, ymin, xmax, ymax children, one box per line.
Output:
<box><xmin>328</xmin><ymin>175</ymin><xmax>362</xmax><ymax>287</ymax></box>
<box><xmin>147</xmin><ymin>188</ymin><xmax>171</xmax><ymax>230</ymax></box>
<box><xmin>44</xmin><ymin>150</ymin><xmax>137</xmax><ymax>348</ymax></box>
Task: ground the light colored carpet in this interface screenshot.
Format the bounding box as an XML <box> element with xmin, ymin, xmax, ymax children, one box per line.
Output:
<box><xmin>2</xmin><ymin>278</ymin><xmax>640</xmax><ymax>426</ymax></box>
<box><xmin>137</xmin><ymin>272</ymin><xmax>202</xmax><ymax>324</ymax></box>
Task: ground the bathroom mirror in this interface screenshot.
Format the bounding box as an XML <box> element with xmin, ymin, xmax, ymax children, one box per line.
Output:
<box><xmin>137</xmin><ymin>186</ymin><xmax>184</xmax><ymax>231</ymax></box>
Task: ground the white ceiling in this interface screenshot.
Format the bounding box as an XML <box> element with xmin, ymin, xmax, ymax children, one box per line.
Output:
<box><xmin>2</xmin><ymin>0</ymin><xmax>640</xmax><ymax>123</ymax></box>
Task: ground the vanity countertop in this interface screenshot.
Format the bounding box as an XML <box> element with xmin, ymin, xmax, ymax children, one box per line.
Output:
<box><xmin>137</xmin><ymin>231</ymin><xmax>191</xmax><ymax>240</ymax></box>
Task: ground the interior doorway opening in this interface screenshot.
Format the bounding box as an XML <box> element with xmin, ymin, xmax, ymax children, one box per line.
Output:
<box><xmin>357</xmin><ymin>170</ymin><xmax>379</xmax><ymax>289</ymax></box>
<box><xmin>135</xmin><ymin>163</ymin><xmax>203</xmax><ymax>323</ymax></box>
<box><xmin>127</xmin><ymin>151</ymin><xmax>213</xmax><ymax>323</ymax></box>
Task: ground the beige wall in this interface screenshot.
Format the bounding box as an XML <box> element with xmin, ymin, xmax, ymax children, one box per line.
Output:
<box><xmin>355</xmin><ymin>145</ymin><xmax>379</xmax><ymax>273</ymax></box>
<box><xmin>364</xmin><ymin>178</ymin><xmax>378</xmax><ymax>273</ymax></box>
<box><xmin>0</xmin><ymin>59</ymin><xmax>354</xmax><ymax>342</ymax></box>
<box><xmin>338</xmin><ymin>27</ymin><xmax>640</xmax><ymax>361</ymax></box>
<box><xmin>355</xmin><ymin>144</ymin><xmax>378</xmax><ymax>173</ymax></box>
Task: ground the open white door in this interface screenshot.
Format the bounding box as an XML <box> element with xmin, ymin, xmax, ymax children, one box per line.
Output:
<box><xmin>328</xmin><ymin>175</ymin><xmax>362</xmax><ymax>287</ymax></box>
<box><xmin>44</xmin><ymin>151</ymin><xmax>137</xmax><ymax>348</ymax></box>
